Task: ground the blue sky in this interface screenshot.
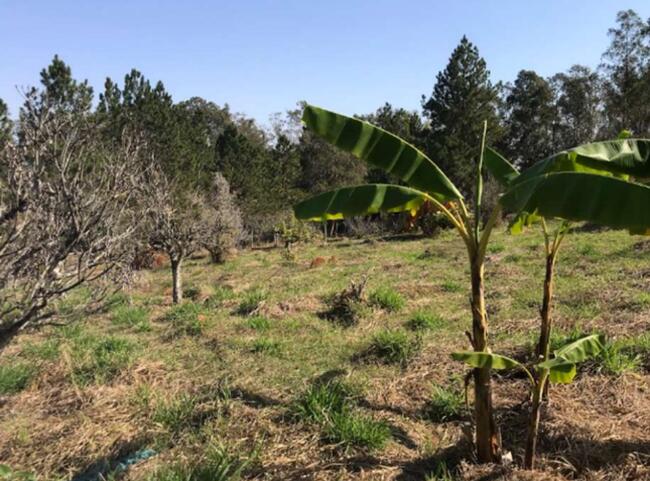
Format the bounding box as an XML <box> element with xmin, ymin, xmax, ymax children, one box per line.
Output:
<box><xmin>1</xmin><ymin>1</ymin><xmax>648</xmax><ymax>124</ymax></box>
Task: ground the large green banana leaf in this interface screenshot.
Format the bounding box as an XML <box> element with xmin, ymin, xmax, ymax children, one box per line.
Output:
<box><xmin>293</xmin><ymin>184</ymin><xmax>429</xmax><ymax>221</ymax></box>
<box><xmin>302</xmin><ymin>105</ymin><xmax>462</xmax><ymax>202</ymax></box>
<box><xmin>513</xmin><ymin>139</ymin><xmax>650</xmax><ymax>186</ymax></box>
<box><xmin>451</xmin><ymin>351</ymin><xmax>523</xmax><ymax>370</ymax></box>
<box><xmin>484</xmin><ymin>147</ymin><xmax>519</xmax><ymax>187</ymax></box>
<box><xmin>537</xmin><ymin>334</ymin><xmax>604</xmax><ymax>384</ymax></box>
<box><xmin>501</xmin><ymin>172</ymin><xmax>650</xmax><ymax>232</ymax></box>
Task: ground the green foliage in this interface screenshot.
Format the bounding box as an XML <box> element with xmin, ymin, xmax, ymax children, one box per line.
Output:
<box><xmin>21</xmin><ymin>339</ymin><xmax>60</xmax><ymax>361</ymax></box>
<box><xmin>69</xmin><ymin>335</ymin><xmax>137</xmax><ymax>385</ymax></box>
<box><xmin>236</xmin><ymin>289</ymin><xmax>266</xmax><ymax>316</ymax></box>
<box><xmin>369</xmin><ymin>286</ymin><xmax>405</xmax><ymax>312</ymax></box>
<box><xmin>246</xmin><ymin>316</ymin><xmax>270</xmax><ymax>331</ymax></box>
<box><xmin>111</xmin><ymin>306</ymin><xmax>151</xmax><ymax>332</ymax></box>
<box><xmin>440</xmin><ymin>281</ymin><xmax>462</xmax><ymax>293</ymax></box>
<box><xmin>0</xmin><ymin>464</ymin><xmax>36</xmax><ymax>481</ymax></box>
<box><xmin>323</xmin><ymin>410</ymin><xmax>391</xmax><ymax>451</ymax></box>
<box><xmin>163</xmin><ymin>302</ymin><xmax>204</xmax><ymax>336</ymax></box>
<box><xmin>598</xmin><ymin>340</ymin><xmax>641</xmax><ymax>375</ymax></box>
<box><xmin>365</xmin><ymin>329</ymin><xmax>421</xmax><ymax>366</ymax></box>
<box><xmin>407</xmin><ymin>311</ymin><xmax>446</xmax><ymax>331</ymax></box>
<box><xmin>0</xmin><ymin>363</ymin><xmax>34</xmax><ymax>395</ymax></box>
<box><xmin>425</xmin><ymin>462</ymin><xmax>456</xmax><ymax>481</ymax></box>
<box><xmin>183</xmin><ymin>285</ymin><xmax>202</xmax><ymax>301</ymax></box>
<box><xmin>425</xmin><ymin>384</ymin><xmax>465</xmax><ymax>422</ymax></box>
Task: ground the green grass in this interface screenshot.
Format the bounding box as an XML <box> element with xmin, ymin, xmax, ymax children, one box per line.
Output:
<box><xmin>407</xmin><ymin>310</ymin><xmax>446</xmax><ymax>331</ymax></box>
<box><xmin>163</xmin><ymin>302</ymin><xmax>204</xmax><ymax>336</ymax></box>
<box><xmin>204</xmin><ymin>286</ymin><xmax>235</xmax><ymax>309</ymax></box>
<box><xmin>151</xmin><ymin>393</ymin><xmax>199</xmax><ymax>434</ymax></box>
<box><xmin>236</xmin><ymin>289</ymin><xmax>266</xmax><ymax>316</ymax></box>
<box><xmin>323</xmin><ymin>410</ymin><xmax>391</xmax><ymax>451</ymax></box>
<box><xmin>251</xmin><ymin>337</ymin><xmax>281</xmax><ymax>356</ymax></box>
<box><xmin>183</xmin><ymin>285</ymin><xmax>202</xmax><ymax>301</ymax></box>
<box><xmin>364</xmin><ymin>329</ymin><xmax>421</xmax><ymax>366</ymax></box>
<box><xmin>369</xmin><ymin>286</ymin><xmax>405</xmax><ymax>312</ymax></box>
<box><xmin>21</xmin><ymin>339</ymin><xmax>60</xmax><ymax>361</ymax></box>
<box><xmin>598</xmin><ymin>340</ymin><xmax>641</xmax><ymax>375</ymax></box>
<box><xmin>246</xmin><ymin>316</ymin><xmax>270</xmax><ymax>331</ymax></box>
<box><xmin>291</xmin><ymin>380</ymin><xmax>358</xmax><ymax>424</ymax></box>
<box><xmin>147</xmin><ymin>445</ymin><xmax>249</xmax><ymax>481</ymax></box>
<box><xmin>440</xmin><ymin>280</ymin><xmax>462</xmax><ymax>293</ymax></box>
<box><xmin>0</xmin><ymin>363</ymin><xmax>34</xmax><ymax>394</ymax></box>
<box><xmin>68</xmin><ymin>334</ymin><xmax>137</xmax><ymax>385</ymax></box>
<box><xmin>111</xmin><ymin>306</ymin><xmax>151</xmax><ymax>332</ymax></box>
<box><xmin>424</xmin><ymin>384</ymin><xmax>464</xmax><ymax>422</ymax></box>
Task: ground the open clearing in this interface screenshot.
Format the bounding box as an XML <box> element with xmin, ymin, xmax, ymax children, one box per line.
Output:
<box><xmin>1</xmin><ymin>227</ymin><xmax>649</xmax><ymax>480</ymax></box>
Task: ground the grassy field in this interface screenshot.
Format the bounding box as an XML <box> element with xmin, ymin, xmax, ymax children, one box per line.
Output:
<box><xmin>1</xmin><ymin>226</ymin><xmax>649</xmax><ymax>480</ymax></box>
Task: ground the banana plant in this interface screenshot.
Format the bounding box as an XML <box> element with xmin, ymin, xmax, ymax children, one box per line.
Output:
<box><xmin>483</xmin><ymin>139</ymin><xmax>650</xmax><ymax>468</ymax></box>
<box><xmin>293</xmin><ymin>105</ymin><xmax>503</xmax><ymax>462</ymax></box>
<box><xmin>453</xmin><ymin>334</ymin><xmax>605</xmax><ymax>464</ymax></box>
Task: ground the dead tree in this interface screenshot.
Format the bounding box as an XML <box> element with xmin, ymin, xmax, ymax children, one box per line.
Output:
<box><xmin>143</xmin><ymin>167</ymin><xmax>207</xmax><ymax>304</ymax></box>
<box><xmin>201</xmin><ymin>172</ymin><xmax>243</xmax><ymax>263</ymax></box>
<box><xmin>0</xmin><ymin>92</ymin><xmax>145</xmax><ymax>349</ymax></box>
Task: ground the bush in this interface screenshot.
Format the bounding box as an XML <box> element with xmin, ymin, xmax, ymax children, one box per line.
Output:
<box><xmin>237</xmin><ymin>289</ymin><xmax>266</xmax><ymax>316</ymax></box>
<box><xmin>407</xmin><ymin>311</ymin><xmax>446</xmax><ymax>331</ymax></box>
<box><xmin>364</xmin><ymin>329</ymin><xmax>421</xmax><ymax>366</ymax></box>
<box><xmin>323</xmin><ymin>410</ymin><xmax>391</xmax><ymax>451</ymax></box>
<box><xmin>0</xmin><ymin>363</ymin><xmax>34</xmax><ymax>394</ymax></box>
<box><xmin>202</xmin><ymin>173</ymin><xmax>244</xmax><ymax>264</ymax></box>
<box><xmin>163</xmin><ymin>302</ymin><xmax>204</xmax><ymax>336</ymax></box>
<box><xmin>369</xmin><ymin>286</ymin><xmax>405</xmax><ymax>312</ymax></box>
<box><xmin>111</xmin><ymin>306</ymin><xmax>151</xmax><ymax>332</ymax></box>
<box><xmin>425</xmin><ymin>384</ymin><xmax>464</xmax><ymax>422</ymax></box>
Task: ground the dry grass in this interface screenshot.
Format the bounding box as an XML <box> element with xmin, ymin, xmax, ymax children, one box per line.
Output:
<box><xmin>0</xmin><ymin>227</ymin><xmax>649</xmax><ymax>480</ymax></box>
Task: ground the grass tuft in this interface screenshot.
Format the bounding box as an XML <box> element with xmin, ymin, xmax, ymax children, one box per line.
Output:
<box><xmin>424</xmin><ymin>384</ymin><xmax>464</xmax><ymax>422</ymax></box>
<box><xmin>369</xmin><ymin>286</ymin><xmax>405</xmax><ymax>312</ymax></box>
<box><xmin>237</xmin><ymin>289</ymin><xmax>266</xmax><ymax>316</ymax></box>
<box><xmin>204</xmin><ymin>286</ymin><xmax>235</xmax><ymax>309</ymax></box>
<box><xmin>363</xmin><ymin>329</ymin><xmax>421</xmax><ymax>366</ymax></box>
<box><xmin>147</xmin><ymin>444</ymin><xmax>249</xmax><ymax>481</ymax></box>
<box><xmin>0</xmin><ymin>363</ymin><xmax>34</xmax><ymax>394</ymax></box>
<box><xmin>407</xmin><ymin>310</ymin><xmax>446</xmax><ymax>331</ymax></box>
<box><xmin>251</xmin><ymin>337</ymin><xmax>281</xmax><ymax>356</ymax></box>
<box><xmin>290</xmin><ymin>380</ymin><xmax>358</xmax><ymax>424</ymax></box>
<box><xmin>69</xmin><ymin>335</ymin><xmax>137</xmax><ymax>385</ymax></box>
<box><xmin>163</xmin><ymin>302</ymin><xmax>204</xmax><ymax>336</ymax></box>
<box><xmin>152</xmin><ymin>393</ymin><xmax>199</xmax><ymax>434</ymax></box>
<box><xmin>323</xmin><ymin>410</ymin><xmax>391</xmax><ymax>451</ymax></box>
<box><xmin>111</xmin><ymin>305</ymin><xmax>151</xmax><ymax>332</ymax></box>
<box><xmin>246</xmin><ymin>316</ymin><xmax>270</xmax><ymax>331</ymax></box>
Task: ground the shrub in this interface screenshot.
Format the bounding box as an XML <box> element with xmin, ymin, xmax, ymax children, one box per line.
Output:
<box><xmin>0</xmin><ymin>363</ymin><xmax>34</xmax><ymax>394</ymax></box>
<box><xmin>111</xmin><ymin>306</ymin><xmax>151</xmax><ymax>332</ymax></box>
<box><xmin>202</xmin><ymin>173</ymin><xmax>244</xmax><ymax>264</ymax></box>
<box><xmin>365</xmin><ymin>329</ymin><xmax>421</xmax><ymax>366</ymax></box>
<box><xmin>369</xmin><ymin>286</ymin><xmax>405</xmax><ymax>312</ymax></box>
<box><xmin>205</xmin><ymin>286</ymin><xmax>235</xmax><ymax>309</ymax></box>
<box><xmin>237</xmin><ymin>289</ymin><xmax>266</xmax><ymax>316</ymax></box>
<box><xmin>290</xmin><ymin>380</ymin><xmax>358</xmax><ymax>424</ymax></box>
<box><xmin>323</xmin><ymin>410</ymin><xmax>391</xmax><ymax>451</ymax></box>
<box><xmin>407</xmin><ymin>311</ymin><xmax>446</xmax><ymax>331</ymax></box>
<box><xmin>70</xmin><ymin>336</ymin><xmax>136</xmax><ymax>385</ymax></box>
<box><xmin>323</xmin><ymin>277</ymin><xmax>369</xmax><ymax>327</ymax></box>
<box><xmin>163</xmin><ymin>302</ymin><xmax>204</xmax><ymax>336</ymax></box>
<box><xmin>425</xmin><ymin>384</ymin><xmax>464</xmax><ymax>422</ymax></box>
<box><xmin>246</xmin><ymin>316</ymin><xmax>270</xmax><ymax>331</ymax></box>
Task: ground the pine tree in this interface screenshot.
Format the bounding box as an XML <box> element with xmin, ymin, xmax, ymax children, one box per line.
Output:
<box><xmin>0</xmin><ymin>99</ymin><xmax>11</xmax><ymax>146</ymax></box>
<box><xmin>504</xmin><ymin>70</ymin><xmax>558</xmax><ymax>169</ymax></box>
<box><xmin>422</xmin><ymin>36</ymin><xmax>502</xmax><ymax>195</ymax></box>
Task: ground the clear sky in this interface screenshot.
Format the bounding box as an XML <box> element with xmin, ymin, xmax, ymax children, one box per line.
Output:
<box><xmin>1</xmin><ymin>1</ymin><xmax>648</xmax><ymax>124</ymax></box>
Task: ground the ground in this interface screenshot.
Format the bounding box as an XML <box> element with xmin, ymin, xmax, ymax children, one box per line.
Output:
<box><xmin>0</xmin><ymin>225</ymin><xmax>649</xmax><ymax>481</ymax></box>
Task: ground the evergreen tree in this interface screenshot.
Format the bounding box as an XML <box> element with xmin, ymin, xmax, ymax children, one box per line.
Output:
<box><xmin>422</xmin><ymin>36</ymin><xmax>502</xmax><ymax>195</ymax></box>
<box><xmin>504</xmin><ymin>70</ymin><xmax>558</xmax><ymax>169</ymax></box>
<box><xmin>551</xmin><ymin>65</ymin><xmax>602</xmax><ymax>148</ymax></box>
<box><xmin>0</xmin><ymin>99</ymin><xmax>11</xmax><ymax>146</ymax></box>
<box><xmin>600</xmin><ymin>9</ymin><xmax>650</xmax><ymax>136</ymax></box>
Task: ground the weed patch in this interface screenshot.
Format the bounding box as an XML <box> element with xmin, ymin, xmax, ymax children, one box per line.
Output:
<box><xmin>424</xmin><ymin>383</ymin><xmax>464</xmax><ymax>422</ymax></box>
<box><xmin>369</xmin><ymin>286</ymin><xmax>405</xmax><ymax>312</ymax></box>
<box><xmin>111</xmin><ymin>306</ymin><xmax>151</xmax><ymax>332</ymax></box>
<box><xmin>361</xmin><ymin>329</ymin><xmax>421</xmax><ymax>366</ymax></box>
<box><xmin>236</xmin><ymin>289</ymin><xmax>266</xmax><ymax>316</ymax></box>
<box><xmin>0</xmin><ymin>363</ymin><xmax>34</xmax><ymax>394</ymax></box>
<box><xmin>163</xmin><ymin>302</ymin><xmax>204</xmax><ymax>337</ymax></box>
<box><xmin>407</xmin><ymin>310</ymin><xmax>446</xmax><ymax>331</ymax></box>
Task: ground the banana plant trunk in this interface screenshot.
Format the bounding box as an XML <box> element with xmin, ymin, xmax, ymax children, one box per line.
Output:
<box><xmin>525</xmin><ymin>250</ymin><xmax>556</xmax><ymax>469</ymax></box>
<box><xmin>470</xmin><ymin>258</ymin><xmax>501</xmax><ymax>463</ymax></box>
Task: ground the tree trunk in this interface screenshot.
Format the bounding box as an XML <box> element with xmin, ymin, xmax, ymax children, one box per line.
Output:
<box><xmin>524</xmin><ymin>375</ymin><xmax>547</xmax><ymax>469</ymax></box>
<box><xmin>171</xmin><ymin>257</ymin><xmax>183</xmax><ymax>304</ymax></box>
<box><xmin>536</xmin><ymin>252</ymin><xmax>556</xmax><ymax>361</ymax></box>
<box><xmin>470</xmin><ymin>259</ymin><xmax>501</xmax><ymax>463</ymax></box>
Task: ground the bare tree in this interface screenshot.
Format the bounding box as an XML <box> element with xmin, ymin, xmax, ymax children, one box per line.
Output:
<box><xmin>202</xmin><ymin>172</ymin><xmax>243</xmax><ymax>263</ymax></box>
<box><xmin>143</xmin><ymin>166</ymin><xmax>207</xmax><ymax>304</ymax></box>
<box><xmin>0</xmin><ymin>92</ymin><xmax>146</xmax><ymax>349</ymax></box>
